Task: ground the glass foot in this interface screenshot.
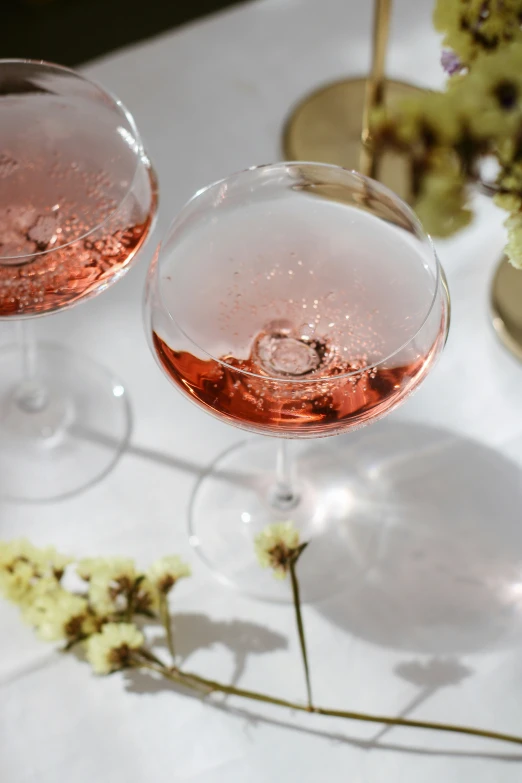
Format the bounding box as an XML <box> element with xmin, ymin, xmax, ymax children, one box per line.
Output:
<box><xmin>0</xmin><ymin>343</ymin><xmax>131</xmax><ymax>501</ymax></box>
<box><xmin>188</xmin><ymin>437</ymin><xmax>384</xmax><ymax>602</ymax></box>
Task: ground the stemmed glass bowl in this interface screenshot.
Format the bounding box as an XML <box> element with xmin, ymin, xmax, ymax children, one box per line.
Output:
<box><xmin>145</xmin><ymin>162</ymin><xmax>449</xmax><ymax>600</ymax></box>
<box><xmin>0</xmin><ymin>60</ymin><xmax>157</xmax><ymax>501</ymax></box>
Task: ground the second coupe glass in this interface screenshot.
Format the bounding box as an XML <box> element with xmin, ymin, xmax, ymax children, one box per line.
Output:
<box><xmin>146</xmin><ymin>163</ymin><xmax>449</xmax><ymax>599</ymax></box>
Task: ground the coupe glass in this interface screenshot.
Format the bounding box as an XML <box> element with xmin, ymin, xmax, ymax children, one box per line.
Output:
<box><xmin>0</xmin><ymin>60</ymin><xmax>157</xmax><ymax>501</ymax></box>
<box><xmin>146</xmin><ymin>163</ymin><xmax>449</xmax><ymax>600</ymax></box>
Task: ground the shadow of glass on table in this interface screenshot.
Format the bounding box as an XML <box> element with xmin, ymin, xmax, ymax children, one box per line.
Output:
<box><xmin>314</xmin><ymin>420</ymin><xmax>522</xmax><ymax>656</ymax></box>
<box><xmin>74</xmin><ymin>417</ymin><xmax>522</xmax><ymax>636</ymax></box>
<box><xmin>72</xmin><ymin>424</ymin><xmax>256</xmax><ymax>491</ymax></box>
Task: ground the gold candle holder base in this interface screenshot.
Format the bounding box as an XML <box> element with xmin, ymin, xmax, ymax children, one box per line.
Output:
<box><xmin>491</xmin><ymin>256</ymin><xmax>522</xmax><ymax>360</ymax></box>
<box><xmin>282</xmin><ymin>77</ymin><xmax>424</xmax><ymax>201</ymax></box>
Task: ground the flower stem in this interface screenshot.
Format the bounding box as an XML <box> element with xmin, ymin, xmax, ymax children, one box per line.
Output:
<box><xmin>137</xmin><ymin>647</ymin><xmax>167</xmax><ymax>669</ymax></box>
<box><xmin>159</xmin><ymin>594</ymin><xmax>176</xmax><ymax>664</ymax></box>
<box><xmin>142</xmin><ymin>660</ymin><xmax>522</xmax><ymax>748</ymax></box>
<box><xmin>289</xmin><ymin>559</ymin><xmax>312</xmax><ymax>708</ymax></box>
<box><xmin>136</xmin><ymin>659</ymin><xmax>212</xmax><ymax>696</ymax></box>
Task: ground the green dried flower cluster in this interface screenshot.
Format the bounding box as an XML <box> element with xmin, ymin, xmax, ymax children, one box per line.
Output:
<box><xmin>373</xmin><ymin>1</ymin><xmax>522</xmax><ymax>266</ymax></box>
<box><xmin>434</xmin><ymin>0</ymin><xmax>522</xmax><ymax>67</ymax></box>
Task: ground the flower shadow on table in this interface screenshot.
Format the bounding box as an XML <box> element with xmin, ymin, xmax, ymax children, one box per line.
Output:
<box><xmin>370</xmin><ymin>657</ymin><xmax>474</xmax><ymax>745</ymax></box>
<box><xmin>172</xmin><ymin>612</ymin><xmax>287</xmax><ymax>686</ymax></box>
<box><xmin>313</xmin><ymin>420</ymin><xmax>522</xmax><ymax>655</ymax></box>
<box><xmin>125</xmin><ymin>612</ymin><xmax>287</xmax><ymax>693</ymax></box>
<box><xmin>175</xmin><ymin>613</ymin><xmax>287</xmax><ymax>685</ymax></box>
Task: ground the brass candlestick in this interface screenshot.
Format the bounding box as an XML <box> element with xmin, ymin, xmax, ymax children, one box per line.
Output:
<box><xmin>491</xmin><ymin>256</ymin><xmax>522</xmax><ymax>361</ymax></box>
<box><xmin>282</xmin><ymin>0</ymin><xmax>424</xmax><ymax>201</ymax></box>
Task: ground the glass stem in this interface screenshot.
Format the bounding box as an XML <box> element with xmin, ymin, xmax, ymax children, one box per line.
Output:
<box><xmin>273</xmin><ymin>440</ymin><xmax>299</xmax><ymax>511</ymax></box>
<box><xmin>16</xmin><ymin>321</ymin><xmax>49</xmax><ymax>413</ymax></box>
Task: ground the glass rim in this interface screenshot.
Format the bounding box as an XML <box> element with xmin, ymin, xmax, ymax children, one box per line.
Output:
<box><xmin>153</xmin><ymin>161</ymin><xmax>445</xmax><ymax>385</ymax></box>
<box><xmin>0</xmin><ymin>58</ymin><xmax>149</xmax><ymax>262</ymax></box>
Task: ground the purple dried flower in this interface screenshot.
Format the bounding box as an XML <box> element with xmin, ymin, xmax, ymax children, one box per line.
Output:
<box><xmin>441</xmin><ymin>49</ymin><xmax>462</xmax><ymax>76</ymax></box>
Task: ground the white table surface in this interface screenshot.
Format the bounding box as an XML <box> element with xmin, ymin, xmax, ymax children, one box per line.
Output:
<box><xmin>2</xmin><ymin>1</ymin><xmax>522</xmax><ymax>780</ymax></box>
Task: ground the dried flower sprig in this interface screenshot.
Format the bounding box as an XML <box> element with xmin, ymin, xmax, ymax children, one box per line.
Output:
<box><xmin>372</xmin><ymin>1</ymin><xmax>522</xmax><ymax>267</ymax></box>
<box><xmin>255</xmin><ymin>522</ymin><xmax>311</xmax><ymax>707</ymax></box>
<box><xmin>1</xmin><ymin>537</ymin><xmax>522</xmax><ymax>748</ymax></box>
<box><xmin>86</xmin><ymin>623</ymin><xmax>145</xmax><ymax>674</ymax></box>
<box><xmin>148</xmin><ymin>555</ymin><xmax>191</xmax><ymax>661</ymax></box>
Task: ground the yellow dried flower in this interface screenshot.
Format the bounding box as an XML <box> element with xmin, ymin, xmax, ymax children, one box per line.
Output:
<box><xmin>77</xmin><ymin>557</ymin><xmax>135</xmax><ymax>582</ymax></box>
<box><xmin>81</xmin><ymin>559</ymin><xmax>136</xmax><ymax>616</ymax></box>
<box><xmin>133</xmin><ymin>577</ymin><xmax>160</xmax><ymax>615</ymax></box>
<box><xmin>0</xmin><ymin>538</ymin><xmax>69</xmax><ymax>606</ymax></box>
<box><xmin>27</xmin><ymin>576</ymin><xmax>62</xmax><ymax>601</ymax></box>
<box><xmin>504</xmin><ymin>211</ymin><xmax>522</xmax><ymax>267</ymax></box>
<box><xmin>147</xmin><ymin>556</ymin><xmax>191</xmax><ymax>594</ymax></box>
<box><xmin>23</xmin><ymin>589</ymin><xmax>94</xmax><ymax>642</ymax></box>
<box><xmin>0</xmin><ymin>560</ymin><xmax>35</xmax><ymax>603</ymax></box>
<box><xmin>494</xmin><ymin>192</ymin><xmax>522</xmax><ymax>212</ymax></box>
<box><xmin>88</xmin><ymin>576</ymin><xmax>124</xmax><ymax>616</ymax></box>
<box><xmin>255</xmin><ymin>522</ymin><xmax>301</xmax><ymax>580</ymax></box>
<box><xmin>0</xmin><ymin>539</ymin><xmax>71</xmax><ymax>584</ymax></box>
<box><xmin>458</xmin><ymin>44</ymin><xmax>522</xmax><ymax>140</ymax></box>
<box><xmin>85</xmin><ymin>623</ymin><xmax>144</xmax><ymax>675</ymax></box>
<box><xmin>32</xmin><ymin>547</ymin><xmax>71</xmax><ymax>579</ymax></box>
<box><xmin>415</xmin><ymin>169</ymin><xmax>473</xmax><ymax>237</ymax></box>
<box><xmin>0</xmin><ymin>539</ymin><xmax>40</xmax><ymax>569</ymax></box>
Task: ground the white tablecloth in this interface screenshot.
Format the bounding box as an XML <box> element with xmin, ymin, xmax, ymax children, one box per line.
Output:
<box><xmin>2</xmin><ymin>1</ymin><xmax>522</xmax><ymax>780</ymax></box>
